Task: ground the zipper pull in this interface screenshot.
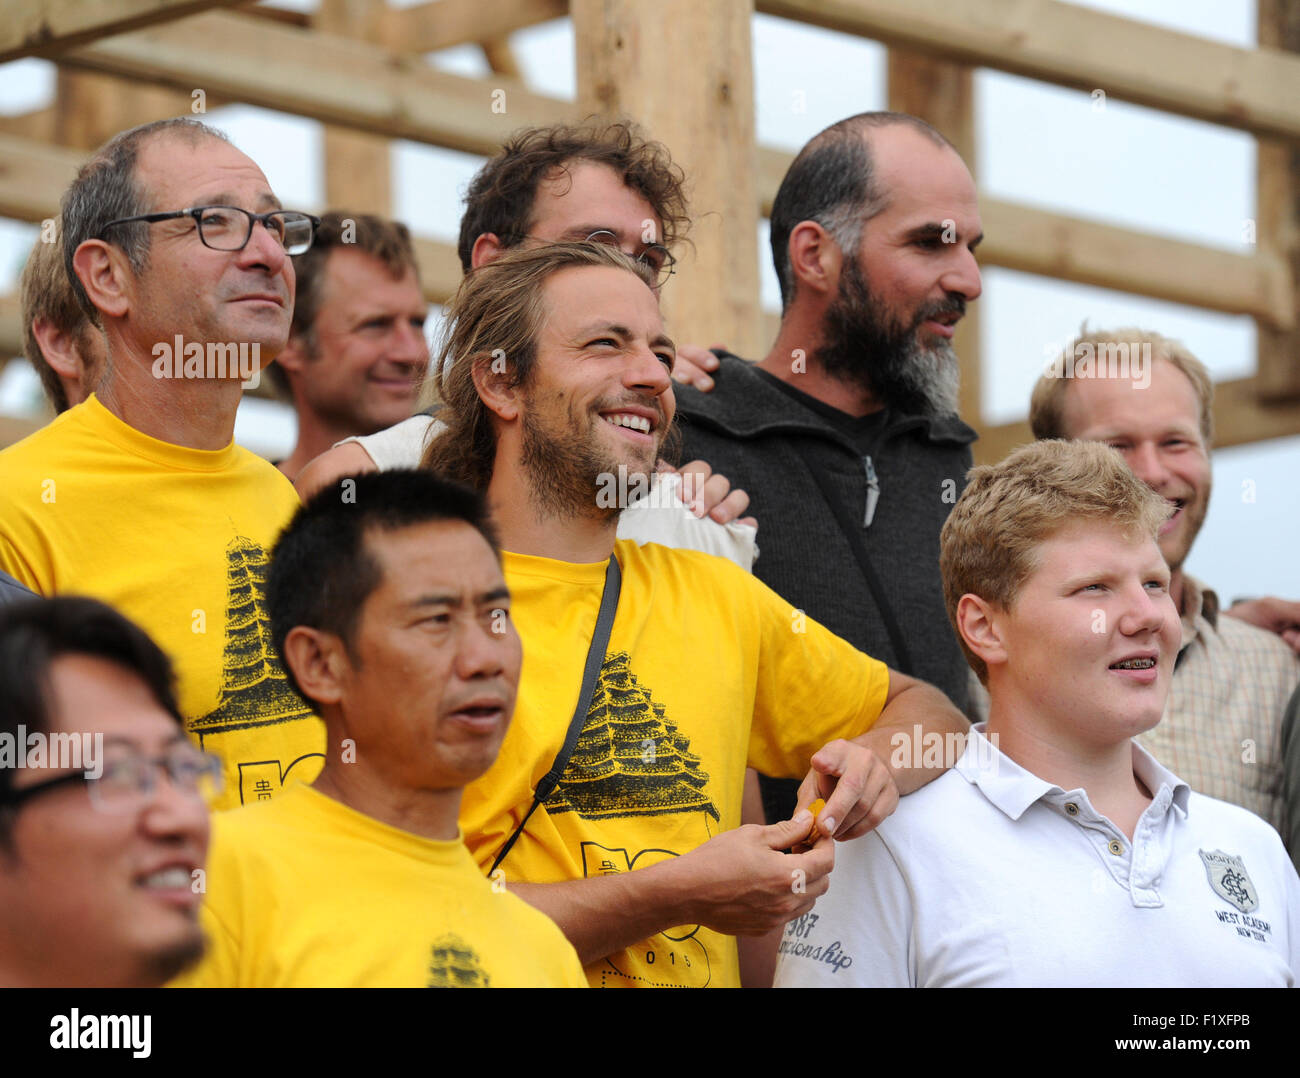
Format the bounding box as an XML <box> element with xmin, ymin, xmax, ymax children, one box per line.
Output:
<box><xmin>864</xmin><ymin>455</ymin><xmax>880</xmax><ymax>528</ymax></box>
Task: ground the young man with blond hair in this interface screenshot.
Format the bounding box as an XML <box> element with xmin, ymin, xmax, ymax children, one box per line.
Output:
<box><xmin>774</xmin><ymin>439</ymin><xmax>1300</xmax><ymax>987</ymax></box>
<box><xmin>1030</xmin><ymin>328</ymin><xmax>1299</xmax><ymax>836</ymax></box>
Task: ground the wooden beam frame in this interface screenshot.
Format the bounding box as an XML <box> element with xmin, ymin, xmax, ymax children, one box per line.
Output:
<box><xmin>59</xmin><ymin>9</ymin><xmax>572</xmax><ymax>158</ymax></box>
<box><xmin>377</xmin><ymin>0</ymin><xmax>566</xmax><ymax>54</ymax></box>
<box><xmin>759</xmin><ymin>0</ymin><xmax>1300</xmax><ymax>143</ymax></box>
<box><xmin>3</xmin><ymin>0</ymin><xmax>244</xmax><ymax>62</ymax></box>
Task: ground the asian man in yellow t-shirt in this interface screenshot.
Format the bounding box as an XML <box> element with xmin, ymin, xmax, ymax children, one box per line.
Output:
<box><xmin>174</xmin><ymin>470</ymin><xmax>586</xmax><ymax>987</ymax></box>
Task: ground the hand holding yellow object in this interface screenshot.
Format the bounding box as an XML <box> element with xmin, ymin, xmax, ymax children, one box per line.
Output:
<box><xmin>805</xmin><ymin>797</ymin><xmax>827</xmax><ymax>843</ymax></box>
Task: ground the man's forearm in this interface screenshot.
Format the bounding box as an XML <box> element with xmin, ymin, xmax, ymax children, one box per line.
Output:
<box><xmin>856</xmin><ymin>681</ymin><xmax>969</xmax><ymax>795</ymax></box>
<box><xmin>508</xmin><ymin>862</ymin><xmax>687</xmax><ymax>967</ymax></box>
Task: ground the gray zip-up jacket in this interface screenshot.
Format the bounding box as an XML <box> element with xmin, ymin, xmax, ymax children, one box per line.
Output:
<box><xmin>675</xmin><ymin>353</ymin><xmax>976</xmax><ymax>713</ymax></box>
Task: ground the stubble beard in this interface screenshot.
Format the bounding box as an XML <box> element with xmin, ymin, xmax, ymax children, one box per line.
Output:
<box><xmin>520</xmin><ymin>398</ymin><xmax>655</xmax><ymax>524</ymax></box>
<box><xmin>815</xmin><ymin>254</ymin><xmax>963</xmax><ymax>417</ymax></box>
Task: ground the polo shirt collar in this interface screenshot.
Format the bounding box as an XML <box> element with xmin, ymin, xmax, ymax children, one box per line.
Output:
<box><xmin>956</xmin><ymin>724</ymin><xmax>1191</xmax><ymax>821</ymax></box>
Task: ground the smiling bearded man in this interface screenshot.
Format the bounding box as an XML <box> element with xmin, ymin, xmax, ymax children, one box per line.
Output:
<box><xmin>414</xmin><ymin>240</ymin><xmax>969</xmax><ymax>989</ymax></box>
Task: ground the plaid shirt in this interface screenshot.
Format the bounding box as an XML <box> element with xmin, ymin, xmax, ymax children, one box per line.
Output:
<box><xmin>1138</xmin><ymin>575</ymin><xmax>1300</xmax><ymax>833</ymax></box>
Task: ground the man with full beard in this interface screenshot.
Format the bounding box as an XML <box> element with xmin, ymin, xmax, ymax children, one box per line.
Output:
<box><xmin>675</xmin><ymin>112</ymin><xmax>984</xmax><ymax>827</ymax></box>
<box><xmin>420</xmin><ymin>241</ymin><xmax>968</xmax><ymax>988</ymax></box>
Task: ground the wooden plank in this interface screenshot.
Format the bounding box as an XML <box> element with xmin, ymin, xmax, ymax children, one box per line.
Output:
<box><xmin>573</xmin><ymin>0</ymin><xmax>763</xmax><ymax>359</ymax></box>
<box><xmin>0</xmin><ymin>106</ymin><xmax>57</xmax><ymax>143</ymax></box>
<box><xmin>54</xmin><ymin>69</ymin><xmax>200</xmax><ymax>152</ymax></box>
<box><xmin>411</xmin><ymin>237</ymin><xmax>465</xmax><ymax>305</ymax></box>
<box><xmin>758</xmin><ymin>0</ymin><xmax>1300</xmax><ymax>143</ymax></box>
<box><xmin>1255</xmin><ymin>0</ymin><xmax>1300</xmax><ymax>400</ymax></box>
<box><xmin>979</xmin><ymin>198</ymin><xmax>1294</xmax><ymax>330</ymax></box>
<box><xmin>378</xmin><ymin>0</ymin><xmax>566</xmax><ymax>54</ymax></box>
<box><xmin>888</xmin><ymin>46</ymin><xmax>982</xmax><ymax>426</ymax></box>
<box><xmin>3</xmin><ymin>0</ymin><xmax>244</xmax><ymax>62</ymax></box>
<box><xmin>974</xmin><ymin>377</ymin><xmax>1300</xmax><ymax>465</ymax></box>
<box><xmin>0</xmin><ymin>134</ymin><xmax>80</xmax><ymax>222</ymax></box>
<box><xmin>481</xmin><ymin>39</ymin><xmax>523</xmax><ymax>80</ymax></box>
<box><xmin>59</xmin><ymin>9</ymin><xmax>573</xmax><ymax>157</ymax></box>
<box><xmin>318</xmin><ymin>0</ymin><xmax>391</xmax><ymax>215</ymax></box>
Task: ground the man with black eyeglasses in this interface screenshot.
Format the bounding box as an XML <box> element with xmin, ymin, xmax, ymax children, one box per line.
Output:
<box><xmin>0</xmin><ymin>118</ymin><xmax>326</xmax><ymax>809</ymax></box>
<box><xmin>0</xmin><ymin>596</ymin><xmax>216</xmax><ymax>988</ymax></box>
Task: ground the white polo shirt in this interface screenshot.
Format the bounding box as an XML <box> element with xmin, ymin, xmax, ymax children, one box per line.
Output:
<box><xmin>773</xmin><ymin>726</ymin><xmax>1300</xmax><ymax>987</ymax></box>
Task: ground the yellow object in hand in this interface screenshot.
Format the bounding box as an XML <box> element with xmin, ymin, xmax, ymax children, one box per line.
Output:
<box><xmin>806</xmin><ymin>797</ymin><xmax>826</xmax><ymax>842</ymax></box>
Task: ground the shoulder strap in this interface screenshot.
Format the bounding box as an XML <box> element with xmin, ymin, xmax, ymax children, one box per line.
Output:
<box><xmin>791</xmin><ymin>443</ymin><xmax>915</xmax><ymax>676</ymax></box>
<box><xmin>489</xmin><ymin>555</ymin><xmax>622</xmax><ymax>877</ymax></box>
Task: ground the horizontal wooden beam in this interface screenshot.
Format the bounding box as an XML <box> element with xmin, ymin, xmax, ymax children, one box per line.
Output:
<box><xmin>3</xmin><ymin>0</ymin><xmax>244</xmax><ymax>63</ymax></box>
<box><xmin>0</xmin><ymin>134</ymin><xmax>80</xmax><ymax>222</ymax></box>
<box><xmin>236</xmin><ymin>2</ymin><xmax>309</xmax><ymax>28</ymax></box>
<box><xmin>0</xmin><ymin>106</ymin><xmax>57</xmax><ymax>144</ymax></box>
<box><xmin>979</xmin><ymin>199</ymin><xmax>1294</xmax><ymax>329</ymax></box>
<box><xmin>759</xmin><ymin>0</ymin><xmax>1300</xmax><ymax>143</ymax></box>
<box><xmin>59</xmin><ymin>9</ymin><xmax>572</xmax><ymax>158</ymax></box>
<box><xmin>975</xmin><ymin>376</ymin><xmax>1300</xmax><ymax>464</ymax></box>
<box><xmin>378</xmin><ymin>0</ymin><xmax>566</xmax><ymax>54</ymax></box>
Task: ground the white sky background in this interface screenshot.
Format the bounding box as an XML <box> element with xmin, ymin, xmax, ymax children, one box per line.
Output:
<box><xmin>0</xmin><ymin>0</ymin><xmax>1295</xmax><ymax>600</ymax></box>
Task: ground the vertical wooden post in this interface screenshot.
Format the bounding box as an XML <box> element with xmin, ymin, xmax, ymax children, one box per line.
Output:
<box><xmin>55</xmin><ymin>69</ymin><xmax>195</xmax><ymax>151</ymax></box>
<box><xmin>572</xmin><ymin>0</ymin><xmax>761</xmax><ymax>358</ymax></box>
<box><xmin>1256</xmin><ymin>0</ymin><xmax>1300</xmax><ymax>403</ymax></box>
<box><xmin>318</xmin><ymin>0</ymin><xmax>392</xmax><ymax>215</ymax></box>
<box><xmin>887</xmin><ymin>49</ymin><xmax>984</xmax><ymax>439</ymax></box>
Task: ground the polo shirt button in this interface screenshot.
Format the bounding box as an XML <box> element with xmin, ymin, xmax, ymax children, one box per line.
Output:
<box><xmin>1065</xmin><ymin>802</ymin><xmax>1079</xmax><ymax>816</ymax></box>
<box><xmin>1108</xmin><ymin>840</ymin><xmax>1123</xmax><ymax>856</ymax></box>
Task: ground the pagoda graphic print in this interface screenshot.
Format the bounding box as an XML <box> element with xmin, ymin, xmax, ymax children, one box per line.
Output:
<box><xmin>549</xmin><ymin>651</ymin><xmax>719</xmax><ymax>822</ymax></box>
<box><xmin>189</xmin><ymin>534</ymin><xmax>314</xmax><ymax>734</ymax></box>
<box><xmin>426</xmin><ymin>935</ymin><xmax>491</xmax><ymax>987</ymax></box>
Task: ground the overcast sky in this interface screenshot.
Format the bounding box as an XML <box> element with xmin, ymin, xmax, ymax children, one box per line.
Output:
<box><xmin>0</xmin><ymin>0</ymin><xmax>1293</xmax><ymax>600</ymax></box>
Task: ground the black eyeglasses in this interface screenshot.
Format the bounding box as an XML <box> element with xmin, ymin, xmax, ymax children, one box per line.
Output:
<box><xmin>0</xmin><ymin>747</ymin><xmax>223</xmax><ymax>814</ymax></box>
<box><xmin>100</xmin><ymin>206</ymin><xmax>320</xmax><ymax>256</ymax></box>
<box><xmin>515</xmin><ymin>230</ymin><xmax>676</xmax><ymax>286</ymax></box>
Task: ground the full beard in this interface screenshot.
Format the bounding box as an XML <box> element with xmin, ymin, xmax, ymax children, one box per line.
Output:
<box><xmin>815</xmin><ymin>256</ymin><xmax>962</xmax><ymax>417</ymax></box>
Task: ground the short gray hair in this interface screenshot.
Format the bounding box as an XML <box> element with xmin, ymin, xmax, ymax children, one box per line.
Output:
<box><xmin>61</xmin><ymin>118</ymin><xmax>230</xmax><ymax>325</ymax></box>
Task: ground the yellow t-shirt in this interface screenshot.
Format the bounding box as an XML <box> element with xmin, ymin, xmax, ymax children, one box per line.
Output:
<box><xmin>0</xmin><ymin>395</ymin><xmax>324</xmax><ymax>808</ymax></box>
<box><xmin>461</xmin><ymin>540</ymin><xmax>890</xmax><ymax>988</ymax></box>
<box><xmin>174</xmin><ymin>784</ymin><xmax>587</xmax><ymax>987</ymax></box>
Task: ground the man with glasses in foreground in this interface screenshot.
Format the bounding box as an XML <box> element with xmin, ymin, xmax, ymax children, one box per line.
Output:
<box><xmin>0</xmin><ymin>119</ymin><xmax>326</xmax><ymax>809</ymax></box>
<box><xmin>0</xmin><ymin>596</ymin><xmax>215</xmax><ymax>987</ymax></box>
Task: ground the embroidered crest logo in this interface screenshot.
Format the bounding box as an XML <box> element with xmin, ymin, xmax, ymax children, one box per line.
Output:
<box><xmin>1198</xmin><ymin>848</ymin><xmax>1258</xmax><ymax>914</ymax></box>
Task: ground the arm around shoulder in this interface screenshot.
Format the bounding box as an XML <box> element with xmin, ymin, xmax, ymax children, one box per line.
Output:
<box><xmin>293</xmin><ymin>442</ymin><xmax>378</xmax><ymax>502</ymax></box>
